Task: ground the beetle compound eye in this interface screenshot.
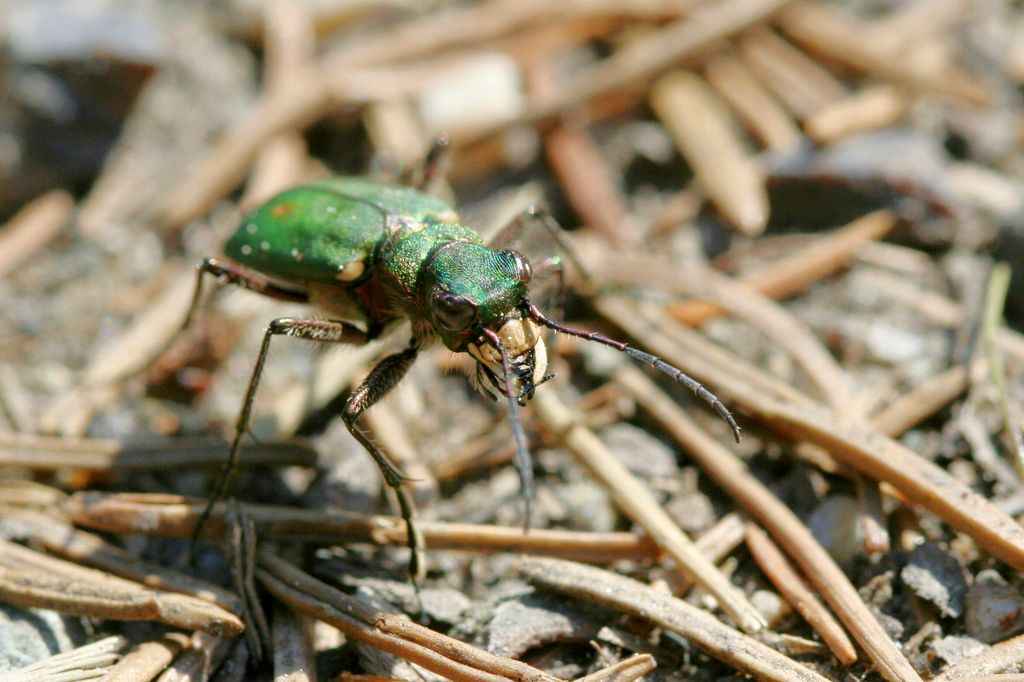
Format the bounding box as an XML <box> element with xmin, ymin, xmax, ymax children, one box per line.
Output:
<box><xmin>499</xmin><ymin>248</ymin><xmax>532</xmax><ymax>282</ymax></box>
<box><xmin>512</xmin><ymin>251</ymin><xmax>532</xmax><ymax>284</ymax></box>
<box><xmin>431</xmin><ymin>289</ymin><xmax>477</xmax><ymax>331</ymax></box>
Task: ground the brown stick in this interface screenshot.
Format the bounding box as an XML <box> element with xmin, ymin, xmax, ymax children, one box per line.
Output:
<box><xmin>778</xmin><ymin>1</ymin><xmax>992</xmax><ymax>106</ymax></box>
<box><xmin>0</xmin><ymin>190</ymin><xmax>74</xmax><ymax>277</ymax></box>
<box><xmin>736</xmin><ymin>27</ymin><xmax>846</xmax><ymax>119</ymax></box>
<box><xmin>571</xmin><ymin>655</ymin><xmax>656</xmax><ymax>682</ymax></box>
<box><xmin>544</xmin><ymin>124</ymin><xmax>636</xmax><ymax>246</ymax></box>
<box><xmin>323</xmin><ymin>0</ymin><xmax>706</xmax><ymax>72</ymax></box>
<box><xmin>0</xmin><ymin>433</ymin><xmax>315</xmax><ymax>471</ymax></box>
<box><xmin>3</xmin><ymin>635</ymin><xmax>127</xmax><ymax>682</ymax></box>
<box><xmin>63</xmin><ymin>492</ymin><xmax>661</xmax><ymax>563</ymax></box>
<box><xmin>273</xmin><ymin>603</ymin><xmax>317</xmax><ymax>682</ymax></box>
<box><xmin>156</xmin><ymin>632</ymin><xmax>234</xmax><ymax>682</ymax></box>
<box><xmin>519</xmin><ymin>557</ymin><xmax>829</xmax><ymax>682</ymax></box>
<box><xmin>0</xmin><ymin>538</ymin><xmax>243</xmax><ymax>636</ymax></box>
<box><xmin>531</xmin><ymin>388</ymin><xmax>765</xmax><ymax>633</ymax></box>
<box><xmin>0</xmin><ymin>505</ymin><xmax>240</xmax><ymax>612</ymax></box>
<box><xmin>870</xmin><ymin>365</ymin><xmax>969</xmax><ymax>437</ymax></box>
<box><xmin>520</xmin><ymin>0</ymin><xmax>795</xmax><ymax>128</ymax></box>
<box><xmin>608</xmin><ymin>297</ymin><xmax>1024</xmax><ymax>572</ymax></box>
<box><xmin>744</xmin><ymin>523</ymin><xmax>857</xmax><ymax>664</ymax></box>
<box><xmin>667</xmin><ymin>210</ymin><xmax>896</xmax><ymax>325</ymax></box>
<box><xmin>805</xmin><ymin>84</ymin><xmax>908</xmax><ymax>145</ymax></box>
<box><xmin>610</xmin><ymin>363</ymin><xmax>920</xmax><ymax>682</ymax></box>
<box><xmin>103</xmin><ymin>633</ymin><xmax>191</xmax><ymax>682</ymax></box>
<box><xmin>704</xmin><ymin>54</ymin><xmax>801</xmax><ymax>151</ymax></box>
<box><xmin>934</xmin><ymin>633</ymin><xmax>1024</xmax><ymax>681</ymax></box>
<box><xmin>650</xmin><ymin>70</ymin><xmax>768</xmax><ymax>235</ymax></box>
<box><xmin>259</xmin><ymin>549</ymin><xmax>558</xmax><ymax>682</ymax></box>
<box><xmin>240</xmin><ymin>0</ymin><xmax>314</xmax><ymax>211</ymax></box>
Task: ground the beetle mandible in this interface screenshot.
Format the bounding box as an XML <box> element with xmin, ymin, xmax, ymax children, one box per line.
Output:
<box><xmin>184</xmin><ymin>174</ymin><xmax>740</xmax><ymax>581</ymax></box>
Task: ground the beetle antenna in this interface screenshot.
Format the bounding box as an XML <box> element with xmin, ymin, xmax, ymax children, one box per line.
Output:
<box><xmin>528</xmin><ymin>304</ymin><xmax>742</xmax><ymax>443</ymax></box>
<box><xmin>482</xmin><ymin>328</ymin><xmax>535</xmax><ymax>531</ymax></box>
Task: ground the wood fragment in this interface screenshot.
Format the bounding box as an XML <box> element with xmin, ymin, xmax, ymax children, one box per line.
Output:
<box><xmin>665</xmin><ymin>512</ymin><xmax>746</xmax><ymax>595</ymax></box>
<box><xmin>609</xmin><ymin>362</ymin><xmax>921</xmax><ymax>682</ymax></box>
<box><xmin>0</xmin><ymin>538</ymin><xmax>243</xmax><ymax>635</ymax></box>
<box><xmin>0</xmin><ymin>563</ymin><xmax>160</xmax><ymax>621</ymax></box>
<box><xmin>0</xmin><ymin>432</ymin><xmax>315</xmax><ymax>471</ymax></box>
<box><xmin>160</xmin><ymin>69</ymin><xmax>333</xmax><ymax>229</ymax></box>
<box><xmin>0</xmin><ymin>505</ymin><xmax>241</xmax><ymax>612</ymax></box>
<box><xmin>544</xmin><ymin>124</ymin><xmax>636</xmax><ymax>246</ymax></box>
<box><xmin>0</xmin><ymin>366</ymin><xmax>37</xmax><ymax>434</ymax></box>
<box><xmin>522</xmin><ymin>0</ymin><xmax>796</xmax><ymax>128</ymax></box>
<box><xmin>1</xmin><ymin>635</ymin><xmax>126</xmax><ymax>682</ymax></box>
<box><xmin>258</xmin><ymin>550</ymin><xmax>558</xmax><ymax>682</ymax></box>
<box><xmin>864</xmin><ymin>0</ymin><xmax>966</xmax><ymax>52</ymax></box>
<box><xmin>363</xmin><ymin>98</ymin><xmax>431</xmax><ymax>175</ymax></box>
<box><xmin>0</xmin><ymin>190</ymin><xmax>74</xmax><ymax>277</ymax></box>
<box><xmin>667</xmin><ymin>210</ymin><xmax>895</xmax><ymax>325</ymax></box>
<box><xmin>273</xmin><ymin>603</ymin><xmax>317</xmax><ymax>682</ymax></box>
<box><xmin>805</xmin><ymin>84</ymin><xmax>908</xmax><ymax>145</ymax></box>
<box><xmin>155</xmin><ymin>632</ymin><xmax>234</xmax><ymax>682</ymax></box>
<box><xmin>778</xmin><ymin>1</ymin><xmax>992</xmax><ymax>106</ymax></box>
<box><xmin>935</xmin><ymin>633</ymin><xmax>1024</xmax><ymax>681</ymax></box>
<box><xmin>519</xmin><ymin>557</ymin><xmax>829</xmax><ymax>681</ymax></box>
<box><xmin>240</xmin><ymin>1</ymin><xmax>315</xmax><ymax>210</ymax></box>
<box><xmin>855</xmin><ymin>474</ymin><xmax>892</xmax><ymax>554</ymax></box>
<box><xmin>103</xmin><ymin>634</ymin><xmax>191</xmax><ymax>682</ymax></box>
<box><xmin>737</xmin><ymin>27</ymin><xmax>847</xmax><ymax>119</ymax></box>
<box><xmin>650</xmin><ymin>70</ymin><xmax>768</xmax><ymax>235</ymax></box>
<box><xmin>228</xmin><ymin>502</ymin><xmax>269</xmax><ymax>664</ymax></box>
<box><xmin>870</xmin><ymin>365</ymin><xmax>969</xmax><ymax>437</ymax></box>
<box><xmin>63</xmin><ymin>491</ymin><xmax>661</xmax><ymax>562</ymax></box>
<box><xmin>744</xmin><ymin>523</ymin><xmax>856</xmax><ymax>664</ymax></box>
<box><xmin>531</xmin><ymin>388</ymin><xmax>766</xmax><ymax>633</ymax></box>
<box><xmin>0</xmin><ymin>479</ymin><xmax>66</xmax><ymax>507</ymax></box>
<box><xmin>323</xmin><ymin>0</ymin><xmax>706</xmax><ymax>72</ymax></box>
<box><xmin>571</xmin><ymin>654</ymin><xmax>656</xmax><ymax>682</ymax></box>
<box><xmin>704</xmin><ymin>54</ymin><xmax>801</xmax><ymax>151</ymax></box>
<box><xmin>981</xmin><ymin>262</ymin><xmax>1024</xmax><ymax>480</ymax></box>
<box><xmin>160</xmin><ymin>0</ymin><xmax>787</xmax><ymax>230</ymax></box>
<box><xmin>607</xmin><ymin>297</ymin><xmax>1024</xmax><ymax>572</ymax></box>
<box><xmin>1009</xmin><ymin>17</ymin><xmax>1024</xmax><ymax>84</ymax></box>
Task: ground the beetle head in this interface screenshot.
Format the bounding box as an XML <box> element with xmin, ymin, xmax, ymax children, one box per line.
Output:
<box><xmin>421</xmin><ymin>242</ymin><xmax>548</xmax><ymax>401</ymax></box>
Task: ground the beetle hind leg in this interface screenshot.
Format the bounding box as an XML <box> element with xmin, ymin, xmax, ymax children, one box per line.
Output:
<box><xmin>183</xmin><ymin>258</ymin><xmax>309</xmax><ymax>332</ymax></box>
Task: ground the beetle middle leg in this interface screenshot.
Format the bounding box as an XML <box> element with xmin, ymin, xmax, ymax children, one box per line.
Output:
<box><xmin>405</xmin><ymin>134</ymin><xmax>450</xmax><ymax>192</ymax></box>
<box><xmin>192</xmin><ymin>317</ymin><xmax>367</xmax><ymax>550</ymax></box>
<box><xmin>341</xmin><ymin>343</ymin><xmax>427</xmax><ymax>583</ymax></box>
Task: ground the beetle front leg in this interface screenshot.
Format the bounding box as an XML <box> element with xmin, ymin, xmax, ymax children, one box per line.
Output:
<box><xmin>341</xmin><ymin>344</ymin><xmax>427</xmax><ymax>583</ymax></box>
<box><xmin>191</xmin><ymin>317</ymin><xmax>368</xmax><ymax>551</ymax></box>
<box><xmin>486</xmin><ymin>206</ymin><xmax>591</xmax><ymax>284</ymax></box>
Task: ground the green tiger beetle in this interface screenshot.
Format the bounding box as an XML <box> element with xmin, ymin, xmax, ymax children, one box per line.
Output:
<box><xmin>184</xmin><ymin>162</ymin><xmax>741</xmax><ymax>584</ymax></box>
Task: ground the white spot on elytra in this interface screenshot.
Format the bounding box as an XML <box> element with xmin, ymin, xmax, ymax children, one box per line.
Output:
<box><xmin>291</xmin><ymin>248</ymin><xmax>302</xmax><ymax>261</ymax></box>
<box><xmin>246</xmin><ymin>223</ymin><xmax>258</xmax><ymax>234</ymax></box>
<box><xmin>240</xmin><ymin>244</ymin><xmax>253</xmax><ymax>255</ymax></box>
<box><xmin>326</xmin><ymin>205</ymin><xmax>338</xmax><ymax>214</ymax></box>
<box><xmin>336</xmin><ymin>259</ymin><xmax>365</xmax><ymax>282</ymax></box>
<box><xmin>260</xmin><ymin>241</ymin><xmax>270</xmax><ymax>251</ymax></box>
